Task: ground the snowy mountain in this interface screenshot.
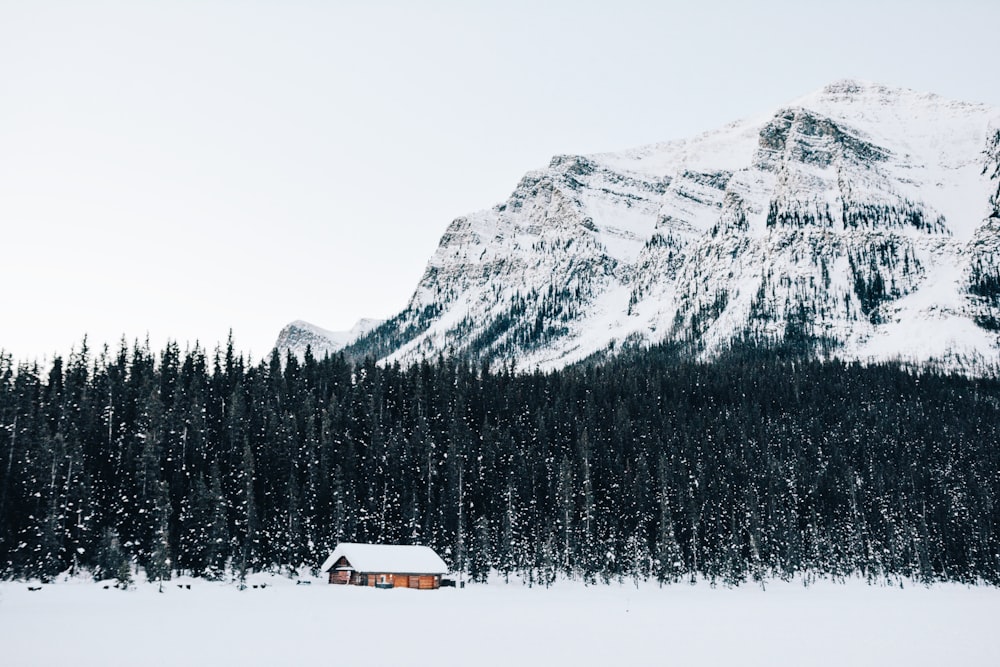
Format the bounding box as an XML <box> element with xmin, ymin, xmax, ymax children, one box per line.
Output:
<box><xmin>281</xmin><ymin>80</ymin><xmax>1000</xmax><ymax>372</ymax></box>
<box><xmin>275</xmin><ymin>318</ymin><xmax>383</xmax><ymax>359</ymax></box>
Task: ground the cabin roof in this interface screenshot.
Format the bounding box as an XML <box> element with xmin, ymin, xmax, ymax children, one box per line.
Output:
<box><xmin>320</xmin><ymin>542</ymin><xmax>449</xmax><ymax>575</ymax></box>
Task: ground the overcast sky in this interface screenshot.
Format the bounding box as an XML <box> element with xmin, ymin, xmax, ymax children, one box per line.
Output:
<box><xmin>2</xmin><ymin>0</ymin><xmax>998</xmax><ymax>363</ymax></box>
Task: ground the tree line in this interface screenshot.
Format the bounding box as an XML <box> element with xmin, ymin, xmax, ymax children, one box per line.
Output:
<box><xmin>0</xmin><ymin>337</ymin><xmax>997</xmax><ymax>586</ymax></box>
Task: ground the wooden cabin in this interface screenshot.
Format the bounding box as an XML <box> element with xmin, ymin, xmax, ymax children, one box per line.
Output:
<box><xmin>320</xmin><ymin>542</ymin><xmax>449</xmax><ymax>590</ymax></box>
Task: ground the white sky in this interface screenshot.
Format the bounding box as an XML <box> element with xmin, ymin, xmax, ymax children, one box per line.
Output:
<box><xmin>2</xmin><ymin>0</ymin><xmax>998</xmax><ymax>363</ymax></box>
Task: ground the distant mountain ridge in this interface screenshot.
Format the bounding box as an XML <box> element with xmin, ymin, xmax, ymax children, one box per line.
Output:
<box><xmin>279</xmin><ymin>81</ymin><xmax>1000</xmax><ymax>373</ymax></box>
<box><xmin>275</xmin><ymin>318</ymin><xmax>383</xmax><ymax>359</ymax></box>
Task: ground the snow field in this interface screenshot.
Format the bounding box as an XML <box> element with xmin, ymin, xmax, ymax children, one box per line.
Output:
<box><xmin>2</xmin><ymin>575</ymin><xmax>999</xmax><ymax>666</ymax></box>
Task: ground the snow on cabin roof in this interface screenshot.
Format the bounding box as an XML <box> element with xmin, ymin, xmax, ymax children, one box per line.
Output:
<box><xmin>320</xmin><ymin>543</ymin><xmax>449</xmax><ymax>575</ymax></box>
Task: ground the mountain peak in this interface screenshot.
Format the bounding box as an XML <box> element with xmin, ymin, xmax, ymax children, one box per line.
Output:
<box><xmin>796</xmin><ymin>78</ymin><xmax>994</xmax><ymax>118</ymax></box>
<box><xmin>279</xmin><ymin>83</ymin><xmax>1000</xmax><ymax>374</ymax></box>
<box><xmin>819</xmin><ymin>78</ymin><xmax>892</xmax><ymax>96</ymax></box>
<box><xmin>275</xmin><ymin>318</ymin><xmax>384</xmax><ymax>358</ymax></box>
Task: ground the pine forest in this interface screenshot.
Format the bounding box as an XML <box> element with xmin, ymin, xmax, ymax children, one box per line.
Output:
<box><xmin>0</xmin><ymin>338</ymin><xmax>997</xmax><ymax>586</ymax></box>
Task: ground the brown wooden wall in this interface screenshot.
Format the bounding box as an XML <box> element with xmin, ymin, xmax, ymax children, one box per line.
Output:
<box><xmin>334</xmin><ymin>572</ymin><xmax>440</xmax><ymax>589</ymax></box>
<box><xmin>327</xmin><ymin>567</ymin><xmax>441</xmax><ymax>589</ymax></box>
<box><xmin>328</xmin><ymin>570</ymin><xmax>350</xmax><ymax>584</ymax></box>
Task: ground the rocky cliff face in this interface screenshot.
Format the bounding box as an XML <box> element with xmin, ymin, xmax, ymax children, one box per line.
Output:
<box><xmin>283</xmin><ymin>81</ymin><xmax>1000</xmax><ymax>373</ymax></box>
<box><xmin>275</xmin><ymin>318</ymin><xmax>383</xmax><ymax>359</ymax></box>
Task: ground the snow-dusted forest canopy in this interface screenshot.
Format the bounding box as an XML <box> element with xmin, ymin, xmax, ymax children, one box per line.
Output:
<box><xmin>0</xmin><ymin>339</ymin><xmax>997</xmax><ymax>585</ymax></box>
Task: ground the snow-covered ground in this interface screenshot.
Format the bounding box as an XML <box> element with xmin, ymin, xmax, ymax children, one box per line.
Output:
<box><xmin>2</xmin><ymin>574</ymin><xmax>998</xmax><ymax>666</ymax></box>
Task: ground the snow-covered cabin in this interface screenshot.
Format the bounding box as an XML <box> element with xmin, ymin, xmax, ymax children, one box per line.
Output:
<box><xmin>320</xmin><ymin>542</ymin><xmax>449</xmax><ymax>589</ymax></box>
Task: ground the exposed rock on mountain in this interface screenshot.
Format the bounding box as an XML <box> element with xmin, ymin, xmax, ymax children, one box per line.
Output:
<box><xmin>275</xmin><ymin>318</ymin><xmax>383</xmax><ymax>359</ymax></box>
<box><xmin>281</xmin><ymin>81</ymin><xmax>1000</xmax><ymax>372</ymax></box>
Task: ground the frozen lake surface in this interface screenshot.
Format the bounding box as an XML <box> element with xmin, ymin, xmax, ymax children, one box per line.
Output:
<box><xmin>2</xmin><ymin>573</ymin><xmax>998</xmax><ymax>666</ymax></box>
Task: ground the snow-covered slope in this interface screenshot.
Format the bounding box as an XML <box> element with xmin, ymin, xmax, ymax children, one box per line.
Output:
<box><xmin>284</xmin><ymin>81</ymin><xmax>1000</xmax><ymax>372</ymax></box>
<box><xmin>275</xmin><ymin>318</ymin><xmax>383</xmax><ymax>359</ymax></box>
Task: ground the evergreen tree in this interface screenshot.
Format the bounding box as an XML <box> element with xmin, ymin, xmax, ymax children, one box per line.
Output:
<box><xmin>0</xmin><ymin>336</ymin><xmax>998</xmax><ymax>585</ymax></box>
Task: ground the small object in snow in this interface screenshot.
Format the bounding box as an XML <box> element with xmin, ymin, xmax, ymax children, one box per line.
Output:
<box><xmin>252</xmin><ymin>585</ymin><xmax>258</xmax><ymax>589</ymax></box>
<box><xmin>103</xmin><ymin>585</ymin><xmax>109</xmax><ymax>590</ymax></box>
<box><xmin>27</xmin><ymin>586</ymin><xmax>41</xmax><ymax>591</ymax></box>
<box><xmin>296</xmin><ymin>580</ymin><xmax>311</xmax><ymax>585</ymax></box>
<box><xmin>186</xmin><ymin>584</ymin><xmax>191</xmax><ymax>589</ymax></box>
<box><xmin>260</xmin><ymin>583</ymin><xmax>266</xmax><ymax>589</ymax></box>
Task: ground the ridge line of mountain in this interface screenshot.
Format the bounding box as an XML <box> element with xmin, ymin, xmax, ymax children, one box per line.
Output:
<box><xmin>278</xmin><ymin>80</ymin><xmax>1000</xmax><ymax>375</ymax></box>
